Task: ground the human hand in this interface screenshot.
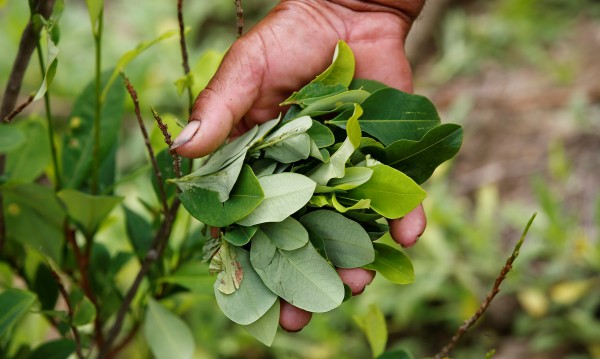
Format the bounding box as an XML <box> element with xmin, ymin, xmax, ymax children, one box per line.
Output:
<box><xmin>172</xmin><ymin>0</ymin><xmax>426</xmax><ymax>331</ymax></box>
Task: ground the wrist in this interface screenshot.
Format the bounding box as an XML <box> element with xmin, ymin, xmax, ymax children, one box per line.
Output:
<box><xmin>327</xmin><ymin>0</ymin><xmax>425</xmax><ymax>23</ymax></box>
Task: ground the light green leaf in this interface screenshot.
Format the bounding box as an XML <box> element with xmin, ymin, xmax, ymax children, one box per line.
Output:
<box><xmin>251</xmin><ymin>159</ymin><xmax>278</xmax><ymax>177</ymax></box>
<box><xmin>281</xmin><ymin>82</ymin><xmax>347</xmax><ymax>107</ymax></box>
<box><xmin>223</xmin><ymin>225</ymin><xmax>258</xmax><ymax>246</ymax></box>
<box><xmin>29</xmin><ymin>339</ymin><xmax>75</xmax><ymax>359</ymax></box>
<box><xmin>33</xmin><ymin>35</ymin><xmax>59</xmax><ymax>101</ymax></box>
<box><xmin>0</xmin><ymin>125</ymin><xmax>25</xmax><ymax>153</ymax></box>
<box><xmin>179</xmin><ymin>165</ymin><xmax>264</xmax><ymax>227</ymax></box>
<box><xmin>85</xmin><ymin>0</ymin><xmax>103</xmax><ymax>31</ymax></box>
<box><xmin>250</xmin><ymin>239</ymin><xmax>344</xmax><ymax>313</ymax></box>
<box><xmin>70</xmin><ymin>290</ymin><xmax>96</xmax><ymax>326</ymax></box>
<box><xmin>349</xmin><ymin>78</ymin><xmax>389</xmax><ymax>92</ymax></box>
<box><xmin>236</xmin><ymin>173</ymin><xmax>316</xmax><ymax>226</ymax></box>
<box><xmin>0</xmin><ymin>289</ymin><xmax>37</xmax><ymax>338</ymax></box>
<box><xmin>253</xmin><ymin>116</ymin><xmax>312</xmax><ymax>151</ymax></box>
<box><xmin>354</xmin><ymin>304</ymin><xmax>387</xmax><ymax>358</ymax></box>
<box><xmin>209</xmin><ymin>241</ymin><xmax>244</xmax><ymax>294</ymax></box>
<box><xmin>190</xmin><ymin>50</ymin><xmax>225</xmax><ymax>95</ymax></box>
<box><xmin>308</xmin><ymin>105</ymin><xmax>362</xmax><ymax>185</ymax></box>
<box><xmin>307</xmin><ymin>120</ymin><xmax>335</xmax><ymax>148</ymax></box>
<box><xmin>343</xmin><ymin>164</ymin><xmax>425</xmax><ymax>219</ymax></box>
<box><xmin>260</xmin><ymin>217</ymin><xmax>309</xmax><ymax>250</ymax></box>
<box><xmin>264</xmin><ymin>133</ymin><xmax>311</xmax><ymax>163</ymax></box>
<box><xmin>6</xmin><ymin>118</ymin><xmax>51</xmax><ymax>182</ymax></box>
<box><xmin>328</xmin><ymin>166</ymin><xmax>373</xmax><ymax>190</ymax></box>
<box><xmin>300</xmin><ymin>210</ymin><xmax>374</xmax><ymax>268</ymax></box>
<box><xmin>242</xmin><ymin>299</ymin><xmax>280</xmax><ymax>346</ymax></box>
<box><xmin>214</xmin><ymin>247</ymin><xmax>277</xmax><ymax>325</ymax></box>
<box><xmin>101</xmin><ymin>29</ymin><xmax>180</xmax><ymax>101</ymax></box>
<box><xmin>363</xmin><ymin>243</ymin><xmax>414</xmax><ymax>284</ymax></box>
<box><xmin>144</xmin><ymin>299</ymin><xmax>195</xmax><ymax>359</ymax></box>
<box><xmin>158</xmin><ymin>261</ymin><xmax>213</xmax><ymax>295</ymax></box>
<box><xmin>309</xmin><ymin>195</ymin><xmax>331</xmax><ymax>208</ymax></box>
<box><xmin>309</xmin><ymin>139</ymin><xmax>325</xmax><ymax>161</ymax></box>
<box><xmin>57</xmin><ymin>189</ymin><xmax>123</xmax><ymax>238</ymax></box>
<box><xmin>331</xmin><ymin>195</ymin><xmax>371</xmax><ymax>213</ymax></box>
<box><xmin>297</xmin><ymin>90</ymin><xmax>370</xmax><ymax>118</ymax></box>
<box><xmin>313</xmin><ymin>40</ymin><xmax>355</xmax><ymax>87</ymax></box>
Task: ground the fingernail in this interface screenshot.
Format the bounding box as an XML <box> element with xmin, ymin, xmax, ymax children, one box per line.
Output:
<box><xmin>171</xmin><ymin>120</ymin><xmax>201</xmax><ymax>151</ymax></box>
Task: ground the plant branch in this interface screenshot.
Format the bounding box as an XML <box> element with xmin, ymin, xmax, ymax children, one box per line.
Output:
<box><xmin>152</xmin><ymin>107</ymin><xmax>182</xmax><ymax>179</ymax></box>
<box><xmin>49</xmin><ymin>267</ymin><xmax>84</xmax><ymax>359</ymax></box>
<box><xmin>433</xmin><ymin>213</ymin><xmax>537</xmax><ymax>359</ymax></box>
<box><xmin>177</xmin><ymin>0</ymin><xmax>193</xmax><ymax>113</ymax></box>
<box><xmin>1</xmin><ymin>94</ymin><xmax>34</xmax><ymax>123</ymax></box>
<box><xmin>97</xmin><ymin>199</ymin><xmax>181</xmax><ymax>359</ymax></box>
<box><xmin>234</xmin><ymin>0</ymin><xmax>244</xmax><ymax>37</ymax></box>
<box><xmin>122</xmin><ymin>75</ymin><xmax>169</xmax><ymax>215</ymax></box>
<box><xmin>91</xmin><ymin>7</ymin><xmax>104</xmax><ymax>195</ymax></box>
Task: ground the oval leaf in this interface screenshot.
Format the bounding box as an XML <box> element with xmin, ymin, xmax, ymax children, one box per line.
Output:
<box><xmin>363</xmin><ymin>243</ymin><xmax>414</xmax><ymax>284</ymax></box>
<box><xmin>144</xmin><ymin>299</ymin><xmax>195</xmax><ymax>359</ymax></box>
<box><xmin>260</xmin><ymin>217</ymin><xmax>309</xmax><ymax>251</ymax></box>
<box><xmin>0</xmin><ymin>289</ymin><xmax>37</xmax><ymax>337</ymax></box>
<box><xmin>242</xmin><ymin>299</ymin><xmax>280</xmax><ymax>347</ymax></box>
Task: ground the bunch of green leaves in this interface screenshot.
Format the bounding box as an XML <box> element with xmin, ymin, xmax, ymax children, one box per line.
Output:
<box><xmin>172</xmin><ymin>41</ymin><xmax>463</xmax><ymax>346</ymax></box>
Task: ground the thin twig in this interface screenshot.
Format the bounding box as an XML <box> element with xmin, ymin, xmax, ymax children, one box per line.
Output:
<box><xmin>2</xmin><ymin>94</ymin><xmax>35</xmax><ymax>123</ymax></box>
<box><xmin>122</xmin><ymin>74</ymin><xmax>169</xmax><ymax>215</ymax></box>
<box><xmin>97</xmin><ymin>199</ymin><xmax>181</xmax><ymax>359</ymax></box>
<box><xmin>177</xmin><ymin>0</ymin><xmax>193</xmax><ymax>113</ymax></box>
<box><xmin>151</xmin><ymin>107</ymin><xmax>182</xmax><ymax>179</ymax></box>
<box><xmin>433</xmin><ymin>213</ymin><xmax>537</xmax><ymax>359</ymax></box>
<box><xmin>234</xmin><ymin>0</ymin><xmax>244</xmax><ymax>37</ymax></box>
<box><xmin>49</xmin><ymin>267</ymin><xmax>85</xmax><ymax>359</ymax></box>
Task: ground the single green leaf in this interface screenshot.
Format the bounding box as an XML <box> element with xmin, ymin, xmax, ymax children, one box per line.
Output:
<box><xmin>353</xmin><ymin>88</ymin><xmax>441</xmax><ymax>145</ymax></box>
<box><xmin>306</xmin><ymin>120</ymin><xmax>335</xmax><ymax>148</ymax></box>
<box><xmin>102</xmin><ymin>29</ymin><xmax>179</xmax><ymax>101</ymax></box>
<box><xmin>252</xmin><ymin>116</ymin><xmax>312</xmax><ymax>151</ymax></box>
<box><xmin>300</xmin><ymin>210</ymin><xmax>374</xmax><ymax>268</ymax></box>
<box><xmin>62</xmin><ymin>70</ymin><xmax>125</xmax><ymax>192</ymax></box>
<box><xmin>209</xmin><ymin>241</ymin><xmax>244</xmax><ymax>294</ymax></box>
<box><xmin>29</xmin><ymin>339</ymin><xmax>75</xmax><ymax>359</ymax></box>
<box><xmin>144</xmin><ymin>299</ymin><xmax>195</xmax><ymax>359</ymax></box>
<box><xmin>354</xmin><ymin>304</ymin><xmax>387</xmax><ymax>358</ymax></box>
<box><xmin>0</xmin><ymin>289</ymin><xmax>37</xmax><ymax>338</ymax></box>
<box><xmin>70</xmin><ymin>290</ymin><xmax>96</xmax><ymax>326</ymax></box>
<box><xmin>349</xmin><ymin>78</ymin><xmax>389</xmax><ymax>92</ymax></box>
<box><xmin>363</xmin><ymin>243</ymin><xmax>414</xmax><ymax>284</ymax></box>
<box><xmin>309</xmin><ymin>195</ymin><xmax>332</xmax><ymax>208</ymax></box>
<box><xmin>328</xmin><ymin>166</ymin><xmax>373</xmax><ymax>190</ymax></box>
<box><xmin>0</xmin><ymin>125</ymin><xmax>25</xmax><ymax>153</ymax></box>
<box><xmin>236</xmin><ymin>173</ymin><xmax>316</xmax><ymax>226</ymax></box>
<box><xmin>331</xmin><ymin>194</ymin><xmax>371</xmax><ymax>213</ymax></box>
<box><xmin>384</xmin><ymin>123</ymin><xmax>463</xmax><ymax>184</ymax></box>
<box><xmin>343</xmin><ymin>164</ymin><xmax>426</xmax><ymax>219</ymax></box>
<box><xmin>57</xmin><ymin>189</ymin><xmax>122</xmax><ymax>238</ymax></box>
<box><xmin>2</xmin><ymin>183</ymin><xmax>65</xmax><ymax>262</ymax></box>
<box><xmin>123</xmin><ymin>206</ymin><xmax>153</xmax><ymax>258</ymax></box>
<box><xmin>281</xmin><ymin>82</ymin><xmax>347</xmax><ymax>107</ymax></box>
<box><xmin>33</xmin><ymin>35</ymin><xmax>59</xmax><ymax>101</ymax></box>
<box><xmin>309</xmin><ymin>139</ymin><xmax>325</xmax><ymax>161</ymax></box>
<box><xmin>179</xmin><ymin>165</ymin><xmax>264</xmax><ymax>227</ymax></box>
<box><xmin>297</xmin><ymin>90</ymin><xmax>370</xmax><ymax>118</ymax></box>
<box><xmin>264</xmin><ymin>133</ymin><xmax>311</xmax><ymax>163</ymax></box>
<box><xmin>214</xmin><ymin>247</ymin><xmax>278</xmax><ymax>325</ymax></box>
<box><xmin>242</xmin><ymin>299</ymin><xmax>280</xmax><ymax>346</ymax></box>
<box><xmin>308</xmin><ymin>105</ymin><xmax>362</xmax><ymax>185</ymax></box>
<box><xmin>312</xmin><ymin>40</ymin><xmax>355</xmax><ymax>87</ymax></box>
<box><xmin>85</xmin><ymin>0</ymin><xmax>103</xmax><ymax>31</ymax></box>
<box><xmin>32</xmin><ymin>264</ymin><xmax>59</xmax><ymax>311</ymax></box>
<box><xmin>223</xmin><ymin>225</ymin><xmax>258</xmax><ymax>246</ymax></box>
<box><xmin>5</xmin><ymin>118</ymin><xmax>51</xmax><ymax>182</ymax></box>
<box><xmin>158</xmin><ymin>261</ymin><xmax>213</xmax><ymax>295</ymax></box>
<box><xmin>251</xmin><ymin>159</ymin><xmax>278</xmax><ymax>177</ymax></box>
<box><xmin>250</xmin><ymin>238</ymin><xmax>344</xmax><ymax>313</ymax></box>
<box><xmin>260</xmin><ymin>217</ymin><xmax>309</xmax><ymax>251</ymax></box>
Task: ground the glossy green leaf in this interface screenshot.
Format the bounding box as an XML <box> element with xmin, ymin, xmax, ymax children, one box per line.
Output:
<box><xmin>354</xmin><ymin>304</ymin><xmax>387</xmax><ymax>358</ymax></box>
<box><xmin>144</xmin><ymin>299</ymin><xmax>195</xmax><ymax>359</ymax></box>
<box><xmin>349</xmin><ymin>78</ymin><xmax>389</xmax><ymax>92</ymax></box>
<box><xmin>5</xmin><ymin>118</ymin><xmax>50</xmax><ymax>182</ymax></box>
<box><xmin>384</xmin><ymin>123</ymin><xmax>463</xmax><ymax>184</ymax></box>
<box><xmin>331</xmin><ymin>194</ymin><xmax>371</xmax><ymax>213</ymax></box>
<box><xmin>297</xmin><ymin>90</ymin><xmax>370</xmax><ymax>118</ymax></box>
<box><xmin>0</xmin><ymin>125</ymin><xmax>25</xmax><ymax>153</ymax></box>
<box><xmin>57</xmin><ymin>189</ymin><xmax>122</xmax><ymax>238</ymax></box>
<box><xmin>102</xmin><ymin>29</ymin><xmax>179</xmax><ymax>101</ymax></box>
<box><xmin>242</xmin><ymin>299</ymin><xmax>280</xmax><ymax>346</ymax></box>
<box><xmin>209</xmin><ymin>241</ymin><xmax>244</xmax><ymax>294</ymax></box>
<box><xmin>300</xmin><ymin>210</ymin><xmax>374</xmax><ymax>268</ymax></box>
<box><xmin>264</xmin><ymin>133</ymin><xmax>311</xmax><ymax>163</ymax></box>
<box><xmin>282</xmin><ymin>82</ymin><xmax>347</xmax><ymax>107</ymax></box>
<box><xmin>214</xmin><ymin>247</ymin><xmax>277</xmax><ymax>325</ymax></box>
<box><xmin>328</xmin><ymin>166</ymin><xmax>373</xmax><ymax>190</ymax></box>
<box><xmin>2</xmin><ymin>183</ymin><xmax>65</xmax><ymax>262</ymax></box>
<box><xmin>313</xmin><ymin>40</ymin><xmax>355</xmax><ymax>87</ymax></box>
<box><xmin>344</xmin><ymin>164</ymin><xmax>426</xmax><ymax>219</ymax></box>
<box><xmin>236</xmin><ymin>173</ymin><xmax>316</xmax><ymax>226</ymax></box>
<box><xmin>364</xmin><ymin>243</ymin><xmax>414</xmax><ymax>284</ymax></box>
<box><xmin>309</xmin><ymin>105</ymin><xmax>362</xmax><ymax>185</ymax></box>
<box><xmin>250</xmin><ymin>238</ymin><xmax>344</xmax><ymax>313</ymax></box>
<box><xmin>0</xmin><ymin>289</ymin><xmax>37</xmax><ymax>338</ymax></box>
<box><xmin>223</xmin><ymin>225</ymin><xmax>258</xmax><ymax>246</ymax></box>
<box><xmin>158</xmin><ymin>261</ymin><xmax>213</xmax><ymax>295</ymax></box>
<box><xmin>29</xmin><ymin>339</ymin><xmax>75</xmax><ymax>359</ymax></box>
<box><xmin>306</xmin><ymin>120</ymin><xmax>335</xmax><ymax>148</ymax></box>
<box><xmin>355</xmin><ymin>88</ymin><xmax>441</xmax><ymax>145</ymax></box>
<box><xmin>179</xmin><ymin>165</ymin><xmax>264</xmax><ymax>227</ymax></box>
<box><xmin>260</xmin><ymin>217</ymin><xmax>309</xmax><ymax>251</ymax></box>
<box><xmin>62</xmin><ymin>70</ymin><xmax>124</xmax><ymax>192</ymax></box>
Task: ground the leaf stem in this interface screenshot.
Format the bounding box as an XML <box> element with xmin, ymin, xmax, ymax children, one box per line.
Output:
<box><xmin>91</xmin><ymin>8</ymin><xmax>104</xmax><ymax>195</ymax></box>
<box><xmin>433</xmin><ymin>213</ymin><xmax>537</xmax><ymax>359</ymax></box>
<box><xmin>177</xmin><ymin>0</ymin><xmax>193</xmax><ymax>114</ymax></box>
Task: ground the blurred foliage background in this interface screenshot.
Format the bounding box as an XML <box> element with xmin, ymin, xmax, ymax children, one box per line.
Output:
<box><xmin>1</xmin><ymin>0</ymin><xmax>599</xmax><ymax>358</ymax></box>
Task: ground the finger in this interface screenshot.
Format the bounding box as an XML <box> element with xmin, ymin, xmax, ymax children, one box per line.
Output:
<box><xmin>171</xmin><ymin>33</ymin><xmax>267</xmax><ymax>158</ymax></box>
<box><xmin>279</xmin><ymin>299</ymin><xmax>312</xmax><ymax>332</ymax></box>
<box><xmin>336</xmin><ymin>268</ymin><xmax>376</xmax><ymax>295</ymax></box>
<box><xmin>389</xmin><ymin>204</ymin><xmax>426</xmax><ymax>248</ymax></box>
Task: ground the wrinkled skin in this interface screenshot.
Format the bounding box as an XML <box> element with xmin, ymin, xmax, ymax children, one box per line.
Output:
<box><xmin>173</xmin><ymin>0</ymin><xmax>426</xmax><ymax>331</ymax></box>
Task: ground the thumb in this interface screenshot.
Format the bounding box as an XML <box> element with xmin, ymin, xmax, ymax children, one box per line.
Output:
<box><xmin>171</xmin><ymin>36</ymin><xmax>266</xmax><ymax>158</ymax></box>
